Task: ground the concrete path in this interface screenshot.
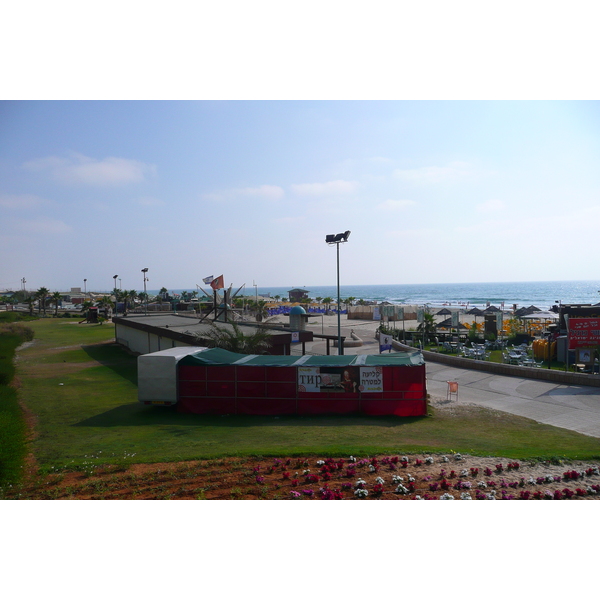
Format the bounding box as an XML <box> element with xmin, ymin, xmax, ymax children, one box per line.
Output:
<box><xmin>426</xmin><ymin>362</ymin><xmax>600</xmax><ymax>439</ymax></box>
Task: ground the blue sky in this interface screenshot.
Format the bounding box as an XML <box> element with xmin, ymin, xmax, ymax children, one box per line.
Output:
<box><xmin>2</xmin><ymin>100</ymin><xmax>600</xmax><ymax>293</ymax></box>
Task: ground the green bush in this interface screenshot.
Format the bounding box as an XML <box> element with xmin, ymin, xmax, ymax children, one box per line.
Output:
<box><xmin>0</xmin><ymin>332</ymin><xmax>28</xmax><ymax>486</ymax></box>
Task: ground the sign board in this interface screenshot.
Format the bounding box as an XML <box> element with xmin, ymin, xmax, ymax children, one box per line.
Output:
<box><xmin>497</xmin><ymin>311</ymin><xmax>503</xmax><ymax>333</ymax></box>
<box><xmin>373</xmin><ymin>306</ymin><xmax>381</xmax><ymax>321</ymax></box>
<box><xmin>291</xmin><ymin>331</ymin><xmax>300</xmax><ymax>343</ymax></box>
<box><xmin>417</xmin><ymin>308</ymin><xmax>424</xmax><ymax>323</ymax></box>
<box><xmin>379</xmin><ymin>334</ymin><xmax>393</xmax><ymax>353</ymax></box>
<box><xmin>297</xmin><ymin>366</ymin><xmax>383</xmax><ymax>393</ymax></box>
<box><xmin>397</xmin><ymin>307</ymin><xmax>404</xmax><ymax>320</ymax></box>
<box><xmin>568</xmin><ymin>318</ymin><xmax>600</xmax><ymax>349</ymax></box>
<box><xmin>451</xmin><ymin>311</ymin><xmax>459</xmax><ymax>327</ymax></box>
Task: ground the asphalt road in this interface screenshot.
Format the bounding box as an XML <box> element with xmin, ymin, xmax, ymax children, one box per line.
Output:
<box><xmin>426</xmin><ymin>361</ymin><xmax>600</xmax><ymax>439</ymax></box>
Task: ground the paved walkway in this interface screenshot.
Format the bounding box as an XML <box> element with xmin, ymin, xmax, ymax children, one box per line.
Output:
<box><xmin>426</xmin><ymin>362</ymin><xmax>600</xmax><ymax>439</ymax></box>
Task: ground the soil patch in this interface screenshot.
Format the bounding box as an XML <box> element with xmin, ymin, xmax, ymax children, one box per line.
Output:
<box><xmin>5</xmin><ymin>453</ymin><xmax>600</xmax><ymax>500</ymax></box>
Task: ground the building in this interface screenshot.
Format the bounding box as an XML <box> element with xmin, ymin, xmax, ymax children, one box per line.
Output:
<box><xmin>288</xmin><ymin>288</ymin><xmax>309</xmax><ymax>302</ymax></box>
<box><xmin>113</xmin><ymin>313</ymin><xmax>313</xmax><ymax>355</ymax></box>
<box><xmin>137</xmin><ymin>346</ymin><xmax>427</xmax><ymax>416</ymax></box>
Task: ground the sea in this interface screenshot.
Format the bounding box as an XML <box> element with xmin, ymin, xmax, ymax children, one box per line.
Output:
<box><xmin>152</xmin><ymin>280</ymin><xmax>600</xmax><ymax>312</ymax></box>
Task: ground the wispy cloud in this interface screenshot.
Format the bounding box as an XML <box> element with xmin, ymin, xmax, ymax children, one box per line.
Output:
<box><xmin>0</xmin><ymin>193</ymin><xmax>49</xmax><ymax>209</ymax></box>
<box><xmin>134</xmin><ymin>196</ymin><xmax>165</xmax><ymax>207</ymax></box>
<box><xmin>377</xmin><ymin>199</ymin><xmax>416</xmax><ymax>211</ymax></box>
<box><xmin>15</xmin><ymin>218</ymin><xmax>71</xmax><ymax>234</ymax></box>
<box><xmin>393</xmin><ymin>161</ymin><xmax>473</xmax><ymax>185</ymax></box>
<box><xmin>290</xmin><ymin>180</ymin><xmax>359</xmax><ymax>196</ymax></box>
<box><xmin>202</xmin><ymin>184</ymin><xmax>284</xmax><ymax>202</ymax></box>
<box><xmin>22</xmin><ymin>153</ymin><xmax>156</xmax><ymax>186</ymax></box>
<box><xmin>477</xmin><ymin>199</ymin><xmax>506</xmax><ymax>213</ymax></box>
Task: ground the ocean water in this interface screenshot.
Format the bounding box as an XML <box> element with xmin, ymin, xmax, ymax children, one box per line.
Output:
<box><xmin>157</xmin><ymin>280</ymin><xmax>600</xmax><ymax>311</ymax></box>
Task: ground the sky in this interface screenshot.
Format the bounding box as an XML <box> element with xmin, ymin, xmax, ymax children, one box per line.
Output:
<box><xmin>2</xmin><ymin>100</ymin><xmax>600</xmax><ymax>294</ymax></box>
<box><xmin>1</xmin><ymin>3</ymin><xmax>600</xmax><ymax>295</ymax></box>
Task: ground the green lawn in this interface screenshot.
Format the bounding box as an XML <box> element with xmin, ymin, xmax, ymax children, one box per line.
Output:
<box><xmin>14</xmin><ymin>319</ymin><xmax>600</xmax><ymax>476</ymax></box>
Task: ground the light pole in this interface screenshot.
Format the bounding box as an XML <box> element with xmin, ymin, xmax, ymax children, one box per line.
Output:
<box><xmin>113</xmin><ymin>275</ymin><xmax>118</xmax><ymax>317</ymax></box>
<box><xmin>141</xmin><ymin>268</ymin><xmax>149</xmax><ymax>315</ymax></box>
<box><xmin>325</xmin><ymin>230</ymin><xmax>351</xmax><ymax>355</ymax></box>
<box><xmin>83</xmin><ymin>278</ymin><xmax>87</xmax><ymax>299</ymax></box>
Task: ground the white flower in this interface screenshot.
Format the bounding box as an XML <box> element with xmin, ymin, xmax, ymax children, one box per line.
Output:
<box><xmin>460</xmin><ymin>469</ymin><xmax>468</xmax><ymax>477</ymax></box>
<box><xmin>486</xmin><ymin>493</ymin><xmax>496</xmax><ymax>500</ymax></box>
<box><xmin>460</xmin><ymin>492</ymin><xmax>472</xmax><ymax>500</ymax></box>
<box><xmin>349</xmin><ymin>455</ymin><xmax>356</xmax><ymax>463</ymax></box>
<box><xmin>354</xmin><ymin>478</ymin><xmax>367</xmax><ymax>489</ymax></box>
<box><xmin>407</xmin><ymin>475</ymin><xmax>415</xmax><ymax>483</ymax></box>
<box><xmin>441</xmin><ymin>456</ymin><xmax>449</xmax><ymax>463</ymax></box>
<box><xmin>440</xmin><ymin>493</ymin><xmax>455</xmax><ymax>500</ymax></box>
<box><xmin>368</xmin><ymin>465</ymin><xmax>376</xmax><ymax>473</ymax></box>
<box><xmin>478</xmin><ymin>481</ymin><xmax>487</xmax><ymax>488</ymax></box>
<box><xmin>392</xmin><ymin>475</ymin><xmax>404</xmax><ymax>484</ymax></box>
<box><xmin>375</xmin><ymin>477</ymin><xmax>385</xmax><ymax>485</ymax></box>
<box><xmin>401</xmin><ymin>456</ymin><xmax>409</xmax><ymax>463</ymax></box>
<box><xmin>545</xmin><ymin>475</ymin><xmax>553</xmax><ymax>483</ymax></box>
<box><xmin>395</xmin><ymin>484</ymin><xmax>410</xmax><ymax>495</ymax></box>
<box><xmin>425</xmin><ymin>457</ymin><xmax>434</xmax><ymax>464</ymax></box>
<box><xmin>454</xmin><ymin>453</ymin><xmax>462</xmax><ymax>461</ymax></box>
<box><xmin>316</xmin><ymin>460</ymin><xmax>325</xmax><ymax>466</ymax></box>
<box><xmin>354</xmin><ymin>488</ymin><xmax>368</xmax><ymax>498</ymax></box>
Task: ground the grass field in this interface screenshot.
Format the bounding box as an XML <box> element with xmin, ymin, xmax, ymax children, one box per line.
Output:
<box><xmin>9</xmin><ymin>317</ymin><xmax>599</xmax><ymax>483</ymax></box>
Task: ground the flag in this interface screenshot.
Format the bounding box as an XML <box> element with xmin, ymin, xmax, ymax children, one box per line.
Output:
<box><xmin>203</xmin><ymin>275</ymin><xmax>214</xmax><ymax>285</ymax></box>
<box><xmin>210</xmin><ymin>275</ymin><xmax>224</xmax><ymax>290</ymax></box>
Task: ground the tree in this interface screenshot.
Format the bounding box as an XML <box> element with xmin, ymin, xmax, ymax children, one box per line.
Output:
<box><xmin>125</xmin><ymin>289</ymin><xmax>138</xmax><ymax>314</ymax></box>
<box><xmin>51</xmin><ymin>291</ymin><xmax>62</xmax><ymax>316</ymax></box>
<box><xmin>322</xmin><ymin>297</ymin><xmax>333</xmax><ymax>310</ymax></box>
<box><xmin>255</xmin><ymin>300</ymin><xmax>269</xmax><ymax>322</ymax></box>
<box><xmin>194</xmin><ymin>321</ymin><xmax>272</xmax><ymax>354</ymax></box>
<box><xmin>417</xmin><ymin>311</ymin><xmax>436</xmax><ymax>343</ymax></box>
<box><xmin>35</xmin><ymin>287</ymin><xmax>50</xmax><ymax>315</ymax></box>
<box><xmin>346</xmin><ymin>296</ymin><xmax>356</xmax><ymax>308</ymax></box>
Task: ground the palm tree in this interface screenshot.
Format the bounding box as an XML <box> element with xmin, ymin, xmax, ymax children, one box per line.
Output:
<box><xmin>417</xmin><ymin>311</ymin><xmax>436</xmax><ymax>344</ymax></box>
<box><xmin>51</xmin><ymin>291</ymin><xmax>62</xmax><ymax>316</ymax></box>
<box><xmin>346</xmin><ymin>296</ymin><xmax>356</xmax><ymax>307</ymax></box>
<box><xmin>194</xmin><ymin>321</ymin><xmax>272</xmax><ymax>354</ymax></box>
<box><xmin>255</xmin><ymin>300</ymin><xmax>269</xmax><ymax>322</ymax></box>
<box><xmin>125</xmin><ymin>289</ymin><xmax>138</xmax><ymax>314</ymax></box>
<box><xmin>322</xmin><ymin>297</ymin><xmax>333</xmax><ymax>311</ymax></box>
<box><xmin>35</xmin><ymin>287</ymin><xmax>50</xmax><ymax>315</ymax></box>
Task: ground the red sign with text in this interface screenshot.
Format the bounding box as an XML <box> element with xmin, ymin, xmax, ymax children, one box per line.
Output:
<box><xmin>568</xmin><ymin>318</ymin><xmax>600</xmax><ymax>349</ymax></box>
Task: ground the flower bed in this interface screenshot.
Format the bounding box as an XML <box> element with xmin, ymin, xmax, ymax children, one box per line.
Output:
<box><xmin>3</xmin><ymin>454</ymin><xmax>600</xmax><ymax>500</ymax></box>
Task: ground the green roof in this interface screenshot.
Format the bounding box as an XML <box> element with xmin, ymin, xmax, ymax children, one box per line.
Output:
<box><xmin>179</xmin><ymin>348</ymin><xmax>424</xmax><ymax>367</ymax></box>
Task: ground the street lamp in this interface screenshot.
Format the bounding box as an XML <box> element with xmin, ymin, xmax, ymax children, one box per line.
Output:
<box><xmin>325</xmin><ymin>230</ymin><xmax>351</xmax><ymax>355</ymax></box>
<box><xmin>113</xmin><ymin>275</ymin><xmax>118</xmax><ymax>316</ymax></box>
<box><xmin>141</xmin><ymin>268</ymin><xmax>149</xmax><ymax>315</ymax></box>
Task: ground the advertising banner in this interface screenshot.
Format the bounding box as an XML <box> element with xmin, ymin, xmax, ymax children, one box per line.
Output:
<box><xmin>373</xmin><ymin>306</ymin><xmax>381</xmax><ymax>321</ymax></box>
<box><xmin>379</xmin><ymin>334</ymin><xmax>393</xmax><ymax>353</ymax></box>
<box><xmin>297</xmin><ymin>366</ymin><xmax>383</xmax><ymax>393</ymax></box>
<box><xmin>568</xmin><ymin>318</ymin><xmax>600</xmax><ymax>349</ymax></box>
<box><xmin>451</xmin><ymin>311</ymin><xmax>459</xmax><ymax>327</ymax></box>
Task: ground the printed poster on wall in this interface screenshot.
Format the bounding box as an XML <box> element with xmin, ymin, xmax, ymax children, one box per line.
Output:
<box><xmin>373</xmin><ymin>306</ymin><xmax>381</xmax><ymax>321</ymax></box>
<box><xmin>297</xmin><ymin>366</ymin><xmax>383</xmax><ymax>393</ymax></box>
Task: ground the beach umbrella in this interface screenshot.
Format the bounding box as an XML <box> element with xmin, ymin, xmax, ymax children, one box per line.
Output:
<box><xmin>466</xmin><ymin>307</ymin><xmax>484</xmax><ymax>330</ymax></box>
<box><xmin>520</xmin><ymin>311</ymin><xmax>559</xmax><ymax>321</ymax></box>
<box><xmin>436</xmin><ymin>308</ymin><xmax>452</xmax><ymax>324</ymax></box>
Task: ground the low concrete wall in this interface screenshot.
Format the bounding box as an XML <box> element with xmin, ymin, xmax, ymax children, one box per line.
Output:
<box><xmin>391</xmin><ymin>340</ymin><xmax>600</xmax><ymax>388</ymax></box>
